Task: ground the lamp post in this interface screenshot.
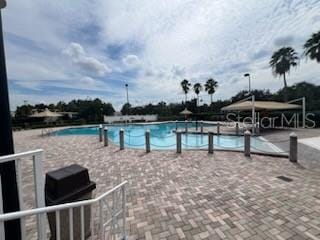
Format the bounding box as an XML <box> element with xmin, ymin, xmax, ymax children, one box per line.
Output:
<box><xmin>0</xmin><ymin>1</ymin><xmax>22</xmax><ymax>239</ymax></box>
<box><xmin>125</xmin><ymin>83</ymin><xmax>129</xmax><ymax>104</ymax></box>
<box><xmin>244</xmin><ymin>73</ymin><xmax>251</xmax><ymax>92</ymax></box>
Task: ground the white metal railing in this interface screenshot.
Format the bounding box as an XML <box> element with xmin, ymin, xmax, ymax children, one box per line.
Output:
<box><xmin>0</xmin><ymin>181</ymin><xmax>127</xmax><ymax>240</ymax></box>
<box><xmin>0</xmin><ymin>150</ymin><xmax>128</xmax><ymax>239</ymax></box>
<box><xmin>0</xmin><ymin>149</ymin><xmax>46</xmax><ymax>239</ymax></box>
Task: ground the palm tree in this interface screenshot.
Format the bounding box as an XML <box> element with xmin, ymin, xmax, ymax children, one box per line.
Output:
<box><xmin>180</xmin><ymin>79</ymin><xmax>191</xmax><ymax>103</ymax></box>
<box><xmin>269</xmin><ymin>47</ymin><xmax>299</xmax><ymax>101</ymax></box>
<box><xmin>204</xmin><ymin>78</ymin><xmax>218</xmax><ymax>105</ymax></box>
<box><xmin>304</xmin><ymin>31</ymin><xmax>320</xmax><ymax>63</ymax></box>
<box><xmin>193</xmin><ymin>83</ymin><xmax>203</xmax><ymax>106</ymax></box>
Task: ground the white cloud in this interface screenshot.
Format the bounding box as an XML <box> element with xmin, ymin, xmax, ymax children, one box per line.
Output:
<box><xmin>7</xmin><ymin>60</ymin><xmax>69</xmax><ymax>82</ymax></box>
<box><xmin>63</xmin><ymin>42</ymin><xmax>85</xmax><ymax>59</ymax></box>
<box><xmin>122</xmin><ymin>54</ymin><xmax>141</xmax><ymax>69</ymax></box>
<box><xmin>79</xmin><ymin>76</ymin><xmax>96</xmax><ymax>86</ymax></box>
<box><xmin>93</xmin><ymin>0</ymin><xmax>320</xmax><ymax>104</ymax></box>
<box><xmin>3</xmin><ymin>0</ymin><xmax>320</xmax><ymax>110</ymax></box>
<box><xmin>63</xmin><ymin>42</ymin><xmax>111</xmax><ymax>76</ymax></box>
<box><xmin>171</xmin><ymin>65</ymin><xmax>186</xmax><ymax>78</ymax></box>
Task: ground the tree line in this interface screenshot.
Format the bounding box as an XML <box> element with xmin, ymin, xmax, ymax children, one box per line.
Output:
<box><xmin>180</xmin><ymin>79</ymin><xmax>218</xmax><ymax>107</ymax></box>
<box><xmin>121</xmin><ymin>81</ymin><xmax>320</xmax><ymax>118</ymax></box>
<box><xmin>15</xmin><ymin>81</ymin><xmax>320</xmax><ymax>124</ymax></box>
<box><xmin>15</xmin><ymin>98</ymin><xmax>115</xmax><ymax>122</ymax></box>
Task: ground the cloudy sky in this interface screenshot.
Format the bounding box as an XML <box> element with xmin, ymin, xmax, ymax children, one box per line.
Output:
<box><xmin>3</xmin><ymin>0</ymin><xmax>320</xmax><ymax>110</ymax></box>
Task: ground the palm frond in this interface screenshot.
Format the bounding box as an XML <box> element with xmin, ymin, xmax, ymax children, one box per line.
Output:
<box><xmin>303</xmin><ymin>31</ymin><xmax>320</xmax><ymax>62</ymax></box>
<box><xmin>269</xmin><ymin>46</ymin><xmax>299</xmax><ymax>77</ymax></box>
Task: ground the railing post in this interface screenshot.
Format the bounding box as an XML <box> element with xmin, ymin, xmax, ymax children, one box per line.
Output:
<box><xmin>0</xmin><ymin>175</ymin><xmax>5</xmax><ymax>240</ymax></box>
<box><xmin>120</xmin><ymin>129</ymin><xmax>124</xmax><ymax>150</ymax></box>
<box><xmin>201</xmin><ymin>121</ymin><xmax>203</xmax><ymax>133</ymax></box>
<box><xmin>176</xmin><ymin>131</ymin><xmax>182</xmax><ymax>154</ymax></box>
<box><xmin>217</xmin><ymin>122</ymin><xmax>220</xmax><ymax>135</ymax></box>
<box><xmin>289</xmin><ymin>132</ymin><xmax>298</xmax><ymax>162</ymax></box>
<box><xmin>145</xmin><ymin>130</ymin><xmax>150</xmax><ymax>153</ymax></box>
<box><xmin>175</xmin><ymin>120</ymin><xmax>178</xmax><ymax>131</ymax></box>
<box><xmin>256</xmin><ymin>122</ymin><xmax>260</xmax><ymax>135</ymax></box>
<box><xmin>33</xmin><ymin>151</ymin><xmax>46</xmax><ymax>239</ymax></box>
<box><xmin>121</xmin><ymin>185</ymin><xmax>127</xmax><ymax>240</ymax></box>
<box><xmin>185</xmin><ymin>120</ymin><xmax>188</xmax><ymax>133</ymax></box>
<box><xmin>99</xmin><ymin>199</ymin><xmax>104</xmax><ymax>239</ymax></box>
<box><xmin>112</xmin><ymin>190</ymin><xmax>116</xmax><ymax>239</ymax></box>
<box><xmin>236</xmin><ymin>123</ymin><xmax>239</xmax><ymax>136</ymax></box>
<box><xmin>244</xmin><ymin>130</ymin><xmax>251</xmax><ymax>157</ymax></box>
<box><xmin>99</xmin><ymin>124</ymin><xmax>103</xmax><ymax>142</ymax></box>
<box><xmin>33</xmin><ymin>152</ymin><xmax>45</xmax><ymax>208</ymax></box>
<box><xmin>208</xmin><ymin>132</ymin><xmax>214</xmax><ymax>154</ymax></box>
<box><xmin>104</xmin><ymin>127</ymin><xmax>108</xmax><ymax>147</ymax></box>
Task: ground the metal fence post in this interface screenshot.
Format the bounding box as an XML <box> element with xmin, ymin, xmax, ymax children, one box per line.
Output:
<box><xmin>99</xmin><ymin>124</ymin><xmax>103</xmax><ymax>142</ymax></box>
<box><xmin>217</xmin><ymin>122</ymin><xmax>220</xmax><ymax>135</ymax></box>
<box><xmin>145</xmin><ymin>130</ymin><xmax>150</xmax><ymax>153</ymax></box>
<box><xmin>176</xmin><ymin>131</ymin><xmax>182</xmax><ymax>154</ymax></box>
<box><xmin>201</xmin><ymin>121</ymin><xmax>203</xmax><ymax>133</ymax></box>
<box><xmin>256</xmin><ymin>122</ymin><xmax>260</xmax><ymax>135</ymax></box>
<box><xmin>236</xmin><ymin>123</ymin><xmax>239</xmax><ymax>136</ymax></box>
<box><xmin>185</xmin><ymin>120</ymin><xmax>188</xmax><ymax>133</ymax></box>
<box><xmin>120</xmin><ymin>129</ymin><xmax>124</xmax><ymax>150</ymax></box>
<box><xmin>208</xmin><ymin>132</ymin><xmax>214</xmax><ymax>154</ymax></box>
<box><xmin>175</xmin><ymin>120</ymin><xmax>178</xmax><ymax>131</ymax></box>
<box><xmin>244</xmin><ymin>130</ymin><xmax>251</xmax><ymax>157</ymax></box>
<box><xmin>289</xmin><ymin>132</ymin><xmax>298</xmax><ymax>162</ymax></box>
<box><xmin>104</xmin><ymin>127</ymin><xmax>108</xmax><ymax>147</ymax></box>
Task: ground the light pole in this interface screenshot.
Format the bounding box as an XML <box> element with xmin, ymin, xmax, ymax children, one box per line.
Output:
<box><xmin>244</xmin><ymin>73</ymin><xmax>251</xmax><ymax>92</ymax></box>
<box><xmin>125</xmin><ymin>83</ymin><xmax>129</xmax><ymax>105</ymax></box>
<box><xmin>0</xmin><ymin>1</ymin><xmax>22</xmax><ymax>239</ymax></box>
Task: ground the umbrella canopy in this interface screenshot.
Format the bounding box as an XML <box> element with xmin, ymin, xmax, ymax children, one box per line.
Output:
<box><xmin>30</xmin><ymin>108</ymin><xmax>62</xmax><ymax>118</ymax></box>
<box><xmin>221</xmin><ymin>101</ymin><xmax>301</xmax><ymax>111</ymax></box>
<box><xmin>180</xmin><ymin>108</ymin><xmax>193</xmax><ymax>115</ymax></box>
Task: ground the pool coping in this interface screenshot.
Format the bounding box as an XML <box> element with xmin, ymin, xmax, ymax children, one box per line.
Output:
<box><xmin>107</xmin><ymin>139</ymin><xmax>289</xmax><ymax>159</ymax></box>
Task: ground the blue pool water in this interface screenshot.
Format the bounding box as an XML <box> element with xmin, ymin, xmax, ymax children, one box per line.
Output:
<box><xmin>55</xmin><ymin>122</ymin><xmax>280</xmax><ymax>152</ymax></box>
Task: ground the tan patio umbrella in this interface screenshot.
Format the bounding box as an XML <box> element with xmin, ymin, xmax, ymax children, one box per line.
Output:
<box><xmin>180</xmin><ymin>108</ymin><xmax>193</xmax><ymax>115</ymax></box>
<box><xmin>180</xmin><ymin>108</ymin><xmax>193</xmax><ymax>120</ymax></box>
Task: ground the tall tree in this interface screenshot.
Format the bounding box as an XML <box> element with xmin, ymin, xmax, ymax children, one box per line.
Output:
<box><xmin>180</xmin><ymin>79</ymin><xmax>191</xmax><ymax>103</ymax></box>
<box><xmin>304</xmin><ymin>31</ymin><xmax>320</xmax><ymax>63</ymax></box>
<box><xmin>269</xmin><ymin>47</ymin><xmax>299</xmax><ymax>101</ymax></box>
<box><xmin>121</xmin><ymin>103</ymin><xmax>131</xmax><ymax>115</ymax></box>
<box><xmin>204</xmin><ymin>78</ymin><xmax>218</xmax><ymax>105</ymax></box>
<box><xmin>193</xmin><ymin>83</ymin><xmax>203</xmax><ymax>107</ymax></box>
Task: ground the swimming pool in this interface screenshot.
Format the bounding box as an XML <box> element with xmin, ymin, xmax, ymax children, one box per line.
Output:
<box><xmin>55</xmin><ymin>122</ymin><xmax>281</xmax><ymax>153</ymax></box>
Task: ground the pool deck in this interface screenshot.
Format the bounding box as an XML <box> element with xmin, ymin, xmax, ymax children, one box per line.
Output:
<box><xmin>262</xmin><ymin>128</ymin><xmax>320</xmax><ymax>173</ymax></box>
<box><xmin>13</xmin><ymin>128</ymin><xmax>320</xmax><ymax>240</ymax></box>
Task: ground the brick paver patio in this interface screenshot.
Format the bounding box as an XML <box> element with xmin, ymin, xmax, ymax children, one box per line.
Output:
<box><xmin>13</xmin><ymin>129</ymin><xmax>320</xmax><ymax>240</ymax></box>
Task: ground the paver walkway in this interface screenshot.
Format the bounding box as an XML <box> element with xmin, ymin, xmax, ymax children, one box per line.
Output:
<box><xmin>13</xmin><ymin>129</ymin><xmax>320</xmax><ymax>240</ymax></box>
